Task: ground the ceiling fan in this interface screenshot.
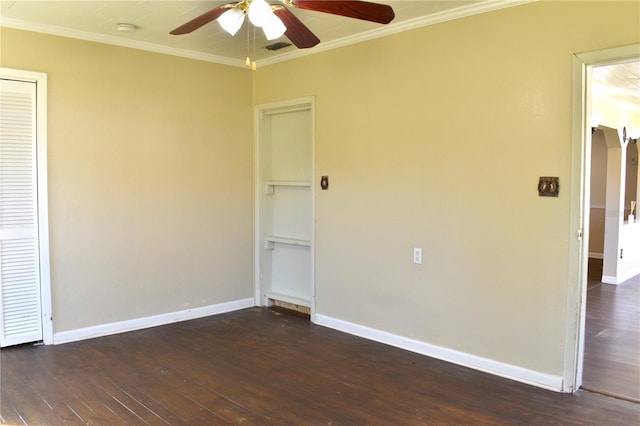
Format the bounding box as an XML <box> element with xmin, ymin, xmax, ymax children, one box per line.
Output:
<box><xmin>170</xmin><ymin>0</ymin><xmax>395</xmax><ymax>49</ymax></box>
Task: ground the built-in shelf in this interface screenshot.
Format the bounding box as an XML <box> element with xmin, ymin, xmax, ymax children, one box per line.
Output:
<box><xmin>264</xmin><ymin>181</ymin><xmax>311</xmax><ymax>195</ymax></box>
<box><xmin>265</xmin><ymin>181</ymin><xmax>311</xmax><ymax>187</ymax></box>
<box><xmin>266</xmin><ymin>292</ymin><xmax>310</xmax><ymax>308</ymax></box>
<box><xmin>264</xmin><ymin>236</ymin><xmax>311</xmax><ymax>250</ymax></box>
<box><xmin>258</xmin><ymin>102</ymin><xmax>314</xmax><ymax>309</ymax></box>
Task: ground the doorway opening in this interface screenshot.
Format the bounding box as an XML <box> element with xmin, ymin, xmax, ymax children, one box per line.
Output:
<box><xmin>254</xmin><ymin>97</ymin><xmax>315</xmax><ymax>320</ymax></box>
<box><xmin>581</xmin><ymin>61</ymin><xmax>640</xmax><ymax>402</ymax></box>
<box><xmin>567</xmin><ymin>46</ymin><xmax>639</xmax><ymax>398</ymax></box>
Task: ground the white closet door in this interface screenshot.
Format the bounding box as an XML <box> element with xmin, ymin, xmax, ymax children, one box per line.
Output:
<box><xmin>0</xmin><ymin>78</ymin><xmax>43</xmax><ymax>347</ymax></box>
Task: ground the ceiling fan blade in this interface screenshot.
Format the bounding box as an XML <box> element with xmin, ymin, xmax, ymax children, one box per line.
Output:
<box><xmin>273</xmin><ymin>7</ymin><xmax>320</xmax><ymax>49</ymax></box>
<box><xmin>291</xmin><ymin>0</ymin><xmax>395</xmax><ymax>24</ymax></box>
<box><xmin>170</xmin><ymin>4</ymin><xmax>233</xmax><ymax>35</ymax></box>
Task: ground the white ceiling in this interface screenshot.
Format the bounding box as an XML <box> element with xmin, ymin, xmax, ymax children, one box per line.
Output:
<box><xmin>1</xmin><ymin>0</ymin><xmax>532</xmax><ymax>66</ymax></box>
<box><xmin>592</xmin><ymin>61</ymin><xmax>640</xmax><ymax>114</ymax></box>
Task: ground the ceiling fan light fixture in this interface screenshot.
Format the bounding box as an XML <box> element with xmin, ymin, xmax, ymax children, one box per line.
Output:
<box><xmin>218</xmin><ymin>7</ymin><xmax>246</xmax><ymax>36</ymax></box>
<box><xmin>248</xmin><ymin>0</ymin><xmax>272</xmax><ymax>27</ymax></box>
<box><xmin>262</xmin><ymin>14</ymin><xmax>286</xmax><ymax>40</ymax></box>
<box><xmin>170</xmin><ymin>0</ymin><xmax>395</xmax><ymax>50</ymax></box>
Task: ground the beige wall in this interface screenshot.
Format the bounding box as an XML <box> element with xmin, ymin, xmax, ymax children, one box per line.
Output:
<box><xmin>0</xmin><ymin>28</ymin><xmax>254</xmax><ymax>332</ymax></box>
<box><xmin>1</xmin><ymin>0</ymin><xmax>638</xmax><ymax>384</ymax></box>
<box><xmin>254</xmin><ymin>1</ymin><xmax>639</xmax><ymax>376</ymax></box>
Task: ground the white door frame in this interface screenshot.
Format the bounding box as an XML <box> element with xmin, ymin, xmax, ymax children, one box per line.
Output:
<box><xmin>0</xmin><ymin>67</ymin><xmax>52</xmax><ymax>345</ymax></box>
<box><xmin>564</xmin><ymin>44</ymin><xmax>640</xmax><ymax>392</ymax></box>
<box><xmin>253</xmin><ymin>97</ymin><xmax>316</xmax><ymax>321</ymax></box>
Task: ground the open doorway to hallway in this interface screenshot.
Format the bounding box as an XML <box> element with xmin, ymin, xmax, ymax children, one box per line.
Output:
<box><xmin>581</xmin><ymin>60</ymin><xmax>640</xmax><ymax>402</ymax></box>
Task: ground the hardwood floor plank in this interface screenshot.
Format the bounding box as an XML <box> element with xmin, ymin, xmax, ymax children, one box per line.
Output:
<box><xmin>2</xmin><ymin>306</ymin><xmax>640</xmax><ymax>425</ymax></box>
<box><xmin>83</xmin><ymin>330</ymin><xmax>289</xmax><ymax>424</ymax></box>
<box><xmin>583</xmin><ymin>260</ymin><xmax>640</xmax><ymax>402</ymax></box>
<box><xmin>0</xmin><ymin>366</ymin><xmax>65</xmax><ymax>425</ymax></box>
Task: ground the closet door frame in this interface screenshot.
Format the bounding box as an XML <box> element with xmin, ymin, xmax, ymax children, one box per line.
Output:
<box><xmin>254</xmin><ymin>97</ymin><xmax>315</xmax><ymax>321</ymax></box>
<box><xmin>0</xmin><ymin>67</ymin><xmax>52</xmax><ymax>345</ymax></box>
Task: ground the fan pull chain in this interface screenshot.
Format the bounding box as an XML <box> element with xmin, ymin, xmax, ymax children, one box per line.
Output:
<box><xmin>252</xmin><ymin>24</ymin><xmax>257</xmax><ymax>71</ymax></box>
<box><xmin>245</xmin><ymin>21</ymin><xmax>253</xmax><ymax>70</ymax></box>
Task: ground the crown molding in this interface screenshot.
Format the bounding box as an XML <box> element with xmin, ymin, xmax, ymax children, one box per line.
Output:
<box><xmin>0</xmin><ymin>17</ymin><xmax>246</xmax><ymax>68</ymax></box>
<box><xmin>259</xmin><ymin>0</ymin><xmax>537</xmax><ymax>66</ymax></box>
<box><xmin>1</xmin><ymin>0</ymin><xmax>536</xmax><ymax>69</ymax></box>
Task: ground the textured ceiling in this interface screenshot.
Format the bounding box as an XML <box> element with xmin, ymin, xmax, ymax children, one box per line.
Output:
<box><xmin>592</xmin><ymin>61</ymin><xmax>640</xmax><ymax>114</ymax></box>
<box><xmin>1</xmin><ymin>0</ymin><xmax>527</xmax><ymax>66</ymax></box>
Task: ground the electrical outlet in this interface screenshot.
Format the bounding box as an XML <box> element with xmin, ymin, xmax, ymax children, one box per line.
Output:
<box><xmin>413</xmin><ymin>248</ymin><xmax>422</xmax><ymax>264</ymax></box>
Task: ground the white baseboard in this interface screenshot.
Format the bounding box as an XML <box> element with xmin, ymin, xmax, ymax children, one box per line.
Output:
<box><xmin>53</xmin><ymin>298</ymin><xmax>255</xmax><ymax>345</ymax></box>
<box><xmin>602</xmin><ymin>268</ymin><xmax>640</xmax><ymax>285</ymax></box>
<box><xmin>602</xmin><ymin>275</ymin><xmax>619</xmax><ymax>285</ymax></box>
<box><xmin>588</xmin><ymin>252</ymin><xmax>603</xmax><ymax>259</ymax></box>
<box><xmin>314</xmin><ymin>314</ymin><xmax>564</xmax><ymax>392</ymax></box>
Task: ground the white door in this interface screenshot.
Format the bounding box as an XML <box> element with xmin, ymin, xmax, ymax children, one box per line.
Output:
<box><xmin>0</xmin><ymin>78</ymin><xmax>43</xmax><ymax>347</ymax></box>
<box><xmin>255</xmin><ymin>98</ymin><xmax>315</xmax><ymax>316</ymax></box>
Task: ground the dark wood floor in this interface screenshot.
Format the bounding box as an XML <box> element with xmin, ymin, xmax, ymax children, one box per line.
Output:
<box><xmin>583</xmin><ymin>258</ymin><xmax>640</xmax><ymax>402</ymax></box>
<box><xmin>2</xmin><ymin>307</ymin><xmax>639</xmax><ymax>425</ymax></box>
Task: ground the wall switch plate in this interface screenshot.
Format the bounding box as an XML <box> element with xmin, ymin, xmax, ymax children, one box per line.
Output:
<box><xmin>538</xmin><ymin>177</ymin><xmax>559</xmax><ymax>197</ymax></box>
<box><xmin>413</xmin><ymin>248</ymin><xmax>422</xmax><ymax>264</ymax></box>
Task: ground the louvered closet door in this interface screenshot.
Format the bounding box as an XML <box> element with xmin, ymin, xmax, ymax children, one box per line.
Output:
<box><xmin>0</xmin><ymin>78</ymin><xmax>42</xmax><ymax>347</ymax></box>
